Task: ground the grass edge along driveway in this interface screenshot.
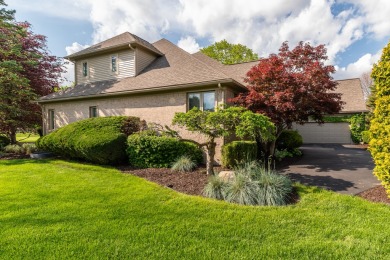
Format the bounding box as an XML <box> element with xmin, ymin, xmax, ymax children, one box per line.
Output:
<box><xmin>0</xmin><ymin>159</ymin><xmax>389</xmax><ymax>259</ymax></box>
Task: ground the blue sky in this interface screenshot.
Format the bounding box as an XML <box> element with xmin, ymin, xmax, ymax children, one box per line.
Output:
<box><xmin>8</xmin><ymin>0</ymin><xmax>390</xmax><ymax>82</ymax></box>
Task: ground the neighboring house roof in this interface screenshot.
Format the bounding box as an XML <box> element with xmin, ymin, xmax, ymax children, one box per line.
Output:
<box><xmin>65</xmin><ymin>32</ymin><xmax>163</xmax><ymax>60</ymax></box>
<box><xmin>333</xmin><ymin>78</ymin><xmax>368</xmax><ymax>113</ymax></box>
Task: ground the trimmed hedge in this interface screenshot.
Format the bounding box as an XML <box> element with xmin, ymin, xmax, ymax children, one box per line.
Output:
<box><xmin>276</xmin><ymin>130</ymin><xmax>303</xmax><ymax>151</ymax></box>
<box><xmin>37</xmin><ymin>116</ymin><xmax>141</xmax><ymax>165</ymax></box>
<box><xmin>222</xmin><ymin>141</ymin><xmax>257</xmax><ymax>169</ymax></box>
<box><xmin>127</xmin><ymin>134</ymin><xmax>203</xmax><ymax>168</ymax></box>
<box><xmin>0</xmin><ymin>135</ymin><xmax>10</xmax><ymax>149</ymax></box>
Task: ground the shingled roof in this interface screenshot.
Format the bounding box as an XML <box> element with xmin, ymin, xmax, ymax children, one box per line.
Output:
<box><xmin>40</xmin><ymin>39</ymin><xmax>244</xmax><ymax>102</ymax></box>
<box><xmin>333</xmin><ymin>78</ymin><xmax>368</xmax><ymax>113</ymax></box>
<box><xmin>65</xmin><ymin>32</ymin><xmax>163</xmax><ymax>60</ymax></box>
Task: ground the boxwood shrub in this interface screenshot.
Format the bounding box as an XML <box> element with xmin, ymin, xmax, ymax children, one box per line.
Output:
<box><xmin>127</xmin><ymin>134</ymin><xmax>203</xmax><ymax>168</ymax></box>
<box><xmin>37</xmin><ymin>116</ymin><xmax>141</xmax><ymax>165</ymax></box>
<box><xmin>222</xmin><ymin>141</ymin><xmax>257</xmax><ymax>169</ymax></box>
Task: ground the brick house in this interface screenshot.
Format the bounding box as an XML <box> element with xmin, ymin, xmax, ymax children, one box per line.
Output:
<box><xmin>38</xmin><ymin>32</ymin><xmax>367</xmax><ymax>163</ymax></box>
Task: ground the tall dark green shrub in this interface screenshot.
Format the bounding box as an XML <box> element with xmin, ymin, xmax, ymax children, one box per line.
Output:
<box><xmin>276</xmin><ymin>130</ymin><xmax>303</xmax><ymax>151</ymax></box>
<box><xmin>127</xmin><ymin>134</ymin><xmax>203</xmax><ymax>168</ymax></box>
<box><xmin>0</xmin><ymin>135</ymin><xmax>10</xmax><ymax>149</ymax></box>
<box><xmin>36</xmin><ymin>116</ymin><xmax>141</xmax><ymax>165</ymax></box>
<box><xmin>350</xmin><ymin>114</ymin><xmax>367</xmax><ymax>143</ymax></box>
<box><xmin>222</xmin><ymin>141</ymin><xmax>257</xmax><ymax>169</ymax></box>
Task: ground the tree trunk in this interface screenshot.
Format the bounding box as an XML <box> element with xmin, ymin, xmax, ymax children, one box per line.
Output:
<box><xmin>206</xmin><ymin>140</ymin><xmax>216</xmax><ymax>175</ymax></box>
<box><xmin>9</xmin><ymin>128</ymin><xmax>17</xmax><ymax>144</ymax></box>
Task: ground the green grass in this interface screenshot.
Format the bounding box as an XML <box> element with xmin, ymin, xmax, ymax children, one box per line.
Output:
<box><xmin>0</xmin><ymin>159</ymin><xmax>389</xmax><ymax>259</ymax></box>
<box><xmin>16</xmin><ymin>133</ymin><xmax>40</xmax><ymax>143</ymax></box>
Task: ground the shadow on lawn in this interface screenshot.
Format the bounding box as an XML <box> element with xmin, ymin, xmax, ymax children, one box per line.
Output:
<box><xmin>0</xmin><ymin>158</ymin><xmax>53</xmax><ymax>166</ymax></box>
<box><xmin>287</xmin><ymin>172</ymin><xmax>355</xmax><ymax>192</ymax></box>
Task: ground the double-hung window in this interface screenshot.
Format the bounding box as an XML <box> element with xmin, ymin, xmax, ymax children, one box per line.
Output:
<box><xmin>188</xmin><ymin>91</ymin><xmax>215</xmax><ymax>112</ymax></box>
<box><xmin>111</xmin><ymin>55</ymin><xmax>118</xmax><ymax>73</ymax></box>
<box><xmin>82</xmin><ymin>62</ymin><xmax>88</xmax><ymax>77</ymax></box>
<box><xmin>89</xmin><ymin>106</ymin><xmax>98</xmax><ymax>118</ymax></box>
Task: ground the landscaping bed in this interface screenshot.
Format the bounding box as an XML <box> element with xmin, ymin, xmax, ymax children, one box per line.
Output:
<box><xmin>357</xmin><ymin>185</ymin><xmax>390</xmax><ymax>204</ymax></box>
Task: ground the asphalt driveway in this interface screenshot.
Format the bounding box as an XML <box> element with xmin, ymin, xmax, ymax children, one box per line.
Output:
<box><xmin>280</xmin><ymin>144</ymin><xmax>380</xmax><ymax>195</ymax></box>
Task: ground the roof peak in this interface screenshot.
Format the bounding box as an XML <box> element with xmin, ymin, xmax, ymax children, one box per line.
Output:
<box><xmin>66</xmin><ymin>31</ymin><xmax>163</xmax><ymax>60</ymax></box>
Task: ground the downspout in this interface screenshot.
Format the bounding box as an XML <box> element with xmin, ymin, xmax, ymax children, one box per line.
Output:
<box><xmin>218</xmin><ymin>83</ymin><xmax>225</xmax><ymax>106</ymax></box>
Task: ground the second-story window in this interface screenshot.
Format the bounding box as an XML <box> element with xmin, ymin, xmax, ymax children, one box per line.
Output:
<box><xmin>111</xmin><ymin>55</ymin><xmax>117</xmax><ymax>73</ymax></box>
<box><xmin>82</xmin><ymin>62</ymin><xmax>88</xmax><ymax>77</ymax></box>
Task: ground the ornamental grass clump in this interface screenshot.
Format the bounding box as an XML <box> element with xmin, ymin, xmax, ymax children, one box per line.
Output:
<box><xmin>4</xmin><ymin>144</ymin><xmax>24</xmax><ymax>154</ymax></box>
<box><xmin>203</xmin><ymin>160</ymin><xmax>293</xmax><ymax>206</ymax></box>
<box><xmin>203</xmin><ymin>175</ymin><xmax>228</xmax><ymax>200</ymax></box>
<box><xmin>171</xmin><ymin>155</ymin><xmax>197</xmax><ymax>172</ymax></box>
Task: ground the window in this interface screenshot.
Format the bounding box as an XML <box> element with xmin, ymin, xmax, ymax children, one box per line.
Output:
<box><xmin>82</xmin><ymin>62</ymin><xmax>88</xmax><ymax>77</ymax></box>
<box><xmin>89</xmin><ymin>106</ymin><xmax>98</xmax><ymax>118</ymax></box>
<box><xmin>111</xmin><ymin>55</ymin><xmax>117</xmax><ymax>73</ymax></box>
<box><xmin>187</xmin><ymin>91</ymin><xmax>215</xmax><ymax>111</ymax></box>
<box><xmin>48</xmin><ymin>109</ymin><xmax>55</xmax><ymax>130</ymax></box>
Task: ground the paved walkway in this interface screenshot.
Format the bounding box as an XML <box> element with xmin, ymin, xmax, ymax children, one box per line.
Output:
<box><xmin>280</xmin><ymin>144</ymin><xmax>380</xmax><ymax>195</ymax></box>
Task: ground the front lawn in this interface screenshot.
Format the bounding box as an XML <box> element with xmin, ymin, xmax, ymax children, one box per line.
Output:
<box><xmin>16</xmin><ymin>133</ymin><xmax>40</xmax><ymax>143</ymax></box>
<box><xmin>0</xmin><ymin>159</ymin><xmax>389</xmax><ymax>259</ymax></box>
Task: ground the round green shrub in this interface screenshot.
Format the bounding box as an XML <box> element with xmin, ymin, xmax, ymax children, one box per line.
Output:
<box><xmin>0</xmin><ymin>135</ymin><xmax>10</xmax><ymax>149</ymax></box>
<box><xmin>127</xmin><ymin>134</ymin><xmax>203</xmax><ymax>168</ymax></box>
<box><xmin>276</xmin><ymin>130</ymin><xmax>303</xmax><ymax>151</ymax></box>
<box><xmin>36</xmin><ymin>116</ymin><xmax>138</xmax><ymax>165</ymax></box>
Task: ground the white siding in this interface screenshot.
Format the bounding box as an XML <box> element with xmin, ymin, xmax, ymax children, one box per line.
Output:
<box><xmin>75</xmin><ymin>49</ymin><xmax>135</xmax><ymax>84</ymax></box>
<box><xmin>136</xmin><ymin>48</ymin><xmax>157</xmax><ymax>75</ymax></box>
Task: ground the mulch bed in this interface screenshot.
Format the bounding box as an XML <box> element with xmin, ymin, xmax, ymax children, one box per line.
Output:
<box><xmin>0</xmin><ymin>153</ymin><xmax>30</xmax><ymax>160</ymax></box>
<box><xmin>118</xmin><ymin>166</ymin><xmax>210</xmax><ymax>196</ymax></box>
<box><xmin>118</xmin><ymin>165</ymin><xmax>300</xmax><ymax>204</ymax></box>
<box><xmin>357</xmin><ymin>185</ymin><xmax>390</xmax><ymax>205</ymax></box>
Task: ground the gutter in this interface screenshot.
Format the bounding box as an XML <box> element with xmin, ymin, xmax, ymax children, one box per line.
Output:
<box><xmin>37</xmin><ymin>79</ymin><xmax>240</xmax><ymax>104</ymax></box>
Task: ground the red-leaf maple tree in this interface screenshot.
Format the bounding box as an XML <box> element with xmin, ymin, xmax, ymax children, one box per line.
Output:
<box><xmin>0</xmin><ymin>1</ymin><xmax>65</xmax><ymax>143</ymax></box>
<box><xmin>231</xmin><ymin>41</ymin><xmax>344</xmax><ymax>159</ymax></box>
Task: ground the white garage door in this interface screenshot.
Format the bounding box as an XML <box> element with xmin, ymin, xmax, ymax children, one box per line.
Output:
<box><xmin>293</xmin><ymin>122</ymin><xmax>352</xmax><ymax>144</ymax></box>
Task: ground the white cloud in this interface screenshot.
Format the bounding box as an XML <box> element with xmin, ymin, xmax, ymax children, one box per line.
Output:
<box><xmin>339</xmin><ymin>0</ymin><xmax>390</xmax><ymax>39</ymax></box>
<box><xmin>65</xmin><ymin>42</ymin><xmax>89</xmax><ymax>55</ymax></box>
<box><xmin>61</xmin><ymin>61</ymin><xmax>75</xmax><ymax>85</ymax></box>
<box><xmin>334</xmin><ymin>50</ymin><xmax>382</xmax><ymax>79</ymax></box>
<box><xmin>9</xmin><ymin>0</ymin><xmax>91</xmax><ymax>20</ymax></box>
<box><xmin>177</xmin><ymin>36</ymin><xmax>201</xmax><ymax>53</ymax></box>
<box><xmin>86</xmin><ymin>0</ymin><xmax>179</xmax><ymax>44</ymax></box>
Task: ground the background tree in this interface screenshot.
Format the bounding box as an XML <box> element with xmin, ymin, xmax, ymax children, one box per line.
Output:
<box><xmin>368</xmin><ymin>40</ymin><xmax>390</xmax><ymax>198</ymax></box>
<box><xmin>201</xmin><ymin>39</ymin><xmax>259</xmax><ymax>64</ymax></box>
<box><xmin>360</xmin><ymin>71</ymin><xmax>373</xmax><ymax>100</ymax></box>
<box><xmin>231</xmin><ymin>41</ymin><xmax>344</xmax><ymax>159</ymax></box>
<box><xmin>173</xmin><ymin>107</ymin><xmax>275</xmax><ymax>175</ymax></box>
<box><xmin>0</xmin><ymin>1</ymin><xmax>65</xmax><ymax>143</ymax></box>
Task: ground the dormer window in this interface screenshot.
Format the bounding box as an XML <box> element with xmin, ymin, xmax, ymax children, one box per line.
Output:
<box><xmin>111</xmin><ymin>55</ymin><xmax>118</xmax><ymax>73</ymax></box>
<box><xmin>82</xmin><ymin>62</ymin><xmax>88</xmax><ymax>77</ymax></box>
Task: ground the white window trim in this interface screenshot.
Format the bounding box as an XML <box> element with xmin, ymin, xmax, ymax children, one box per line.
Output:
<box><xmin>187</xmin><ymin>91</ymin><xmax>216</xmax><ymax>112</ymax></box>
